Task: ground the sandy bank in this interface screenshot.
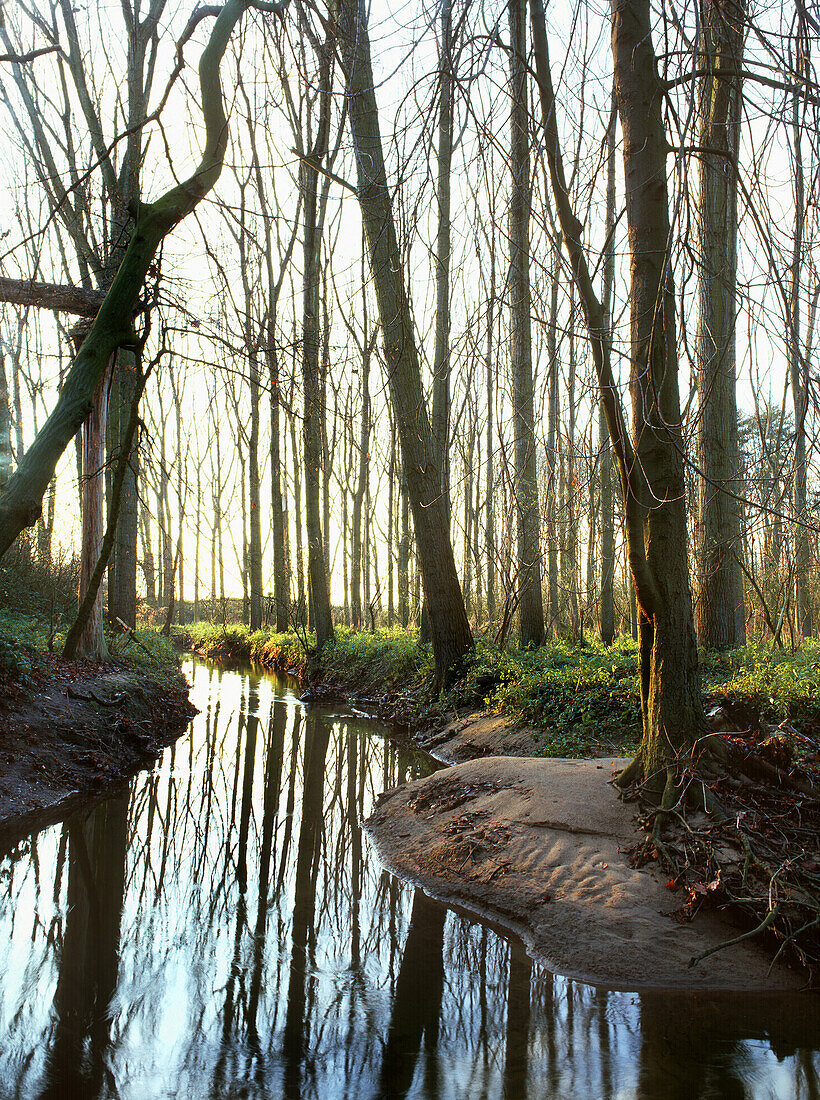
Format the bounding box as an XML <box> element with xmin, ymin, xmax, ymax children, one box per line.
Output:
<box><xmin>366</xmin><ymin>755</ymin><xmax>803</xmax><ymax>991</ymax></box>
<box><xmin>0</xmin><ymin>662</ymin><xmax>195</xmax><ymax>851</ymax></box>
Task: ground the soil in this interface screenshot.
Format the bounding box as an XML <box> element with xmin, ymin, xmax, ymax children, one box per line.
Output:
<box><xmin>366</xmin><ymin>739</ymin><xmax>807</xmax><ymax>992</ymax></box>
<box><xmin>0</xmin><ymin>657</ymin><xmax>196</xmax><ymax>852</ymax></box>
<box><xmin>414</xmin><ymin>711</ymin><xmax>543</xmax><ymax>762</ymax></box>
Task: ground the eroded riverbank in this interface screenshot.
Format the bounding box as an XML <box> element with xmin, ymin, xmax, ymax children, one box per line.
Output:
<box><xmin>0</xmin><ymin>658</ymin><xmax>195</xmax><ymax>849</ymax></box>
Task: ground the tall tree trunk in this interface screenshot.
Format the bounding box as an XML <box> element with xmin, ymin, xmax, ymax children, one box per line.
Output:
<box><xmin>599</xmin><ymin>90</ymin><xmax>617</xmax><ymax>646</ymax></box>
<box><xmin>695</xmin><ymin>0</ymin><xmax>747</xmax><ymax>649</ymax></box>
<box><xmin>611</xmin><ymin>0</ymin><xmax>703</xmax><ymax>785</ymax></box>
<box><xmin>75</xmin><ymin>357</ymin><xmax>112</xmax><ymax>659</ymax></box>
<box><xmin>249</xmin><ymin>348</ymin><xmax>264</xmax><ymax>631</ymax></box>
<box><xmin>485</xmin><ymin>253</ymin><xmax>496</xmax><ymax>625</ymax></box>
<box><xmin>335</xmin><ymin>0</ymin><xmax>472</xmax><ymax>684</ymax></box>
<box><xmin>269</xmin><ymin>347</ymin><xmax>289</xmax><ymax>632</ymax></box>
<box><xmin>789</xmin><ymin>14</ymin><xmax>812</xmax><ymax>640</ymax></box>
<box><xmin>508</xmin><ymin>0</ymin><xmax>545</xmax><ymax>648</ymax></box>
<box><xmin>0</xmin><ymin>353</ymin><xmax>12</xmax><ymax>490</ymax></box>
<box><xmin>300</xmin><ymin>43</ymin><xmax>334</xmax><ymax>650</ymax></box>
<box><xmin>546</xmin><ymin>244</ymin><xmax>560</xmax><ymax>632</ymax></box>
<box><xmin>529</xmin><ymin>0</ymin><xmax>703</xmax><ymax>793</ymax></box>
<box><xmin>431</xmin><ymin>0</ymin><xmax>453</xmax><ymax>517</ymax></box>
<box><xmin>351</xmin><ymin>331</ymin><xmax>371</xmax><ymax>629</ymax></box>
<box><xmin>290</xmin><ymin>406</ymin><xmax>306</xmax><ymax>625</ymax></box>
<box><xmin>106</xmin><ymin>350</ymin><xmax>138</xmax><ymax>631</ymax></box>
<box><xmin>399</xmin><ymin>470</ymin><xmax>409</xmax><ymax>628</ymax></box>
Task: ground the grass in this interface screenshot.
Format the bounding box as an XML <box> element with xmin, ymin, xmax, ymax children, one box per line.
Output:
<box><xmin>0</xmin><ymin>608</ymin><xmax>182</xmax><ymax>687</ymax></box>
<box><xmin>184</xmin><ymin>620</ymin><xmax>820</xmax><ymax>756</ymax></box>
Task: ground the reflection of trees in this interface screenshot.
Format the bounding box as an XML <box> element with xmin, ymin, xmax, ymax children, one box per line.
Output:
<box><xmin>39</xmin><ymin>789</ymin><xmax>130</xmax><ymax>1099</ymax></box>
<box><xmin>3</xmin><ymin>661</ymin><xmax>819</xmax><ymax>1098</ymax></box>
<box><xmin>503</xmin><ymin>941</ymin><xmax>531</xmax><ymax>1100</ymax></box>
<box><xmin>375</xmin><ymin>889</ymin><xmax>446</xmax><ymax>1100</ymax></box>
<box><xmin>283</xmin><ymin>713</ymin><xmax>331</xmax><ymax>1100</ymax></box>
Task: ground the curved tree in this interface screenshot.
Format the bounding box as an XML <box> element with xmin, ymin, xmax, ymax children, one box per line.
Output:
<box><xmin>0</xmin><ymin>0</ymin><xmax>285</xmax><ymax>560</ymax></box>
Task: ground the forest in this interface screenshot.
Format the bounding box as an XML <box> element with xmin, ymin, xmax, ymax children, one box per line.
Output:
<box><xmin>1</xmin><ymin>0</ymin><xmax>820</xmax><ymax>1075</ymax></box>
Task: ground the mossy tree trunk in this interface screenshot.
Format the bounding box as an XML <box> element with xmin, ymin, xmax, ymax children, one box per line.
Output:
<box><xmin>530</xmin><ymin>0</ymin><xmax>704</xmax><ymax>794</ymax></box>
<box><xmin>612</xmin><ymin>0</ymin><xmax>703</xmax><ymax>787</ymax></box>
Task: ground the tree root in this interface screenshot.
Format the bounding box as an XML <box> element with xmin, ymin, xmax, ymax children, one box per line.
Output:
<box><xmin>689</xmin><ymin>904</ymin><xmax>782</xmax><ymax>968</ymax></box>
<box><xmin>616</xmin><ymin>734</ymin><xmax>820</xmax><ymax>978</ymax></box>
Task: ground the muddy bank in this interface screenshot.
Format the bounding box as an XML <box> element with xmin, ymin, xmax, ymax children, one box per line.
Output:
<box><xmin>0</xmin><ymin>660</ymin><xmax>195</xmax><ymax>850</ymax></box>
<box><xmin>414</xmin><ymin>711</ymin><xmax>543</xmax><ymax>762</ymax></box>
<box><xmin>366</xmin><ymin>755</ymin><xmax>804</xmax><ymax>992</ymax></box>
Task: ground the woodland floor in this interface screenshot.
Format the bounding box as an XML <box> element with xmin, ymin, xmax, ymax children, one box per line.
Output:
<box><xmin>0</xmin><ymin>655</ymin><xmax>196</xmax><ymax>852</ymax></box>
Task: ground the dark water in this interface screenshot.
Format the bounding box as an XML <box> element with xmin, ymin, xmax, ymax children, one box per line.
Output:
<box><xmin>1</xmin><ymin>659</ymin><xmax>818</xmax><ymax>1099</ymax></box>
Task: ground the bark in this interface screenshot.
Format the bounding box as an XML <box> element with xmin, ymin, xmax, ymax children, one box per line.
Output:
<box><xmin>599</xmin><ymin>90</ymin><xmax>617</xmax><ymax>646</ymax></box>
<box><xmin>269</xmin><ymin>348</ymin><xmax>289</xmax><ymax>631</ymax></box>
<box><xmin>610</xmin><ymin>0</ymin><xmax>703</xmax><ymax>780</ymax></box>
<box><xmin>335</xmin><ymin>0</ymin><xmax>472</xmax><ymax>684</ymax></box>
<box><xmin>106</xmin><ymin>350</ymin><xmax>139</xmax><ymax>630</ymax></box>
<box><xmin>530</xmin><ymin>0</ymin><xmax>703</xmax><ymax>788</ymax></box>
<box><xmin>0</xmin><ymin>278</ymin><xmax>105</xmax><ymax>317</ymax></box>
<box><xmin>248</xmin><ymin>351</ymin><xmax>264</xmax><ymax>631</ymax></box>
<box><xmin>0</xmin><ymin>352</ymin><xmax>11</xmax><ymax>489</ymax></box>
<box><xmin>695</xmin><ymin>0</ymin><xmax>747</xmax><ymax>649</ymax></box>
<box><xmin>74</xmin><ymin>356</ymin><xmax>112</xmax><ymax>659</ymax></box>
<box><xmin>64</xmin><ymin>359</ymin><xmax>148</xmax><ymax>657</ymax></box>
<box><xmin>431</xmin><ymin>0</ymin><xmax>453</xmax><ymax>517</ymax></box>
<box><xmin>509</xmin><ymin>0</ymin><xmax>545</xmax><ymax>648</ymax></box>
<box><xmin>789</xmin><ymin>17</ymin><xmax>812</xmax><ymax>640</ymax></box>
<box><xmin>0</xmin><ymin>0</ymin><xmax>273</xmax><ymax>559</ymax></box>
<box><xmin>546</xmin><ymin>242</ymin><xmax>560</xmax><ymax>631</ymax></box>
<box><xmin>300</xmin><ymin>39</ymin><xmax>335</xmax><ymax>650</ymax></box>
<box><xmin>485</xmin><ymin>254</ymin><xmax>496</xmax><ymax>625</ymax></box>
<box><xmin>351</xmin><ymin>336</ymin><xmax>371</xmax><ymax>629</ymax></box>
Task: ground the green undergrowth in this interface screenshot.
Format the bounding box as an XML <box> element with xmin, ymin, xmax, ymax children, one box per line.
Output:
<box><xmin>183</xmin><ymin>620</ymin><xmax>820</xmax><ymax>756</ymax></box>
<box><xmin>701</xmin><ymin>638</ymin><xmax>820</xmax><ymax>730</ymax></box>
<box><xmin>0</xmin><ymin>609</ymin><xmax>181</xmax><ymax>687</ymax></box>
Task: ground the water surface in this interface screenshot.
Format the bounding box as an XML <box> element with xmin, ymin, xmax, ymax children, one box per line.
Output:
<box><xmin>0</xmin><ymin>659</ymin><xmax>818</xmax><ymax>1099</ymax></box>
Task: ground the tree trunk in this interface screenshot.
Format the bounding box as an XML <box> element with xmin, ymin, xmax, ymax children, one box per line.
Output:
<box><xmin>431</xmin><ymin>0</ymin><xmax>453</xmax><ymax>518</ymax></box>
<box><xmin>789</xmin><ymin>16</ymin><xmax>812</xmax><ymax>640</ymax></box>
<box><xmin>485</xmin><ymin>254</ymin><xmax>496</xmax><ymax>625</ymax></box>
<box><xmin>269</xmin><ymin>346</ymin><xmax>289</xmax><ymax>632</ymax></box>
<box><xmin>106</xmin><ymin>349</ymin><xmax>139</xmax><ymax>630</ymax></box>
<box><xmin>351</xmin><ymin>333</ymin><xmax>371</xmax><ymax>629</ymax></box>
<box><xmin>695</xmin><ymin>0</ymin><xmax>747</xmax><ymax>649</ymax></box>
<box><xmin>75</xmin><ymin>357</ymin><xmax>112</xmax><ymax>659</ymax></box>
<box><xmin>335</xmin><ymin>0</ymin><xmax>472</xmax><ymax>684</ymax></box>
<box><xmin>249</xmin><ymin>348</ymin><xmax>264</xmax><ymax>631</ymax></box>
<box><xmin>509</xmin><ymin>0</ymin><xmax>545</xmax><ymax>648</ymax></box>
<box><xmin>300</xmin><ymin>43</ymin><xmax>334</xmax><ymax>650</ymax></box>
<box><xmin>529</xmin><ymin>0</ymin><xmax>703</xmax><ymax>792</ymax></box>
<box><xmin>611</xmin><ymin>0</ymin><xmax>703</xmax><ymax>783</ymax></box>
<box><xmin>599</xmin><ymin>90</ymin><xmax>617</xmax><ymax>645</ymax></box>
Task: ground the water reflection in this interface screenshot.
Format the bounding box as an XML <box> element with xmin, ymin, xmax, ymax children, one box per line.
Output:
<box><xmin>0</xmin><ymin>659</ymin><xmax>817</xmax><ymax>1099</ymax></box>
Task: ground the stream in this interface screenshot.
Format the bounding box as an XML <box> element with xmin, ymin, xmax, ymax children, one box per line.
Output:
<box><xmin>0</xmin><ymin>658</ymin><xmax>818</xmax><ymax>1099</ymax></box>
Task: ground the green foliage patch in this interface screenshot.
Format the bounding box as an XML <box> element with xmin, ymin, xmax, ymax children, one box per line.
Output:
<box><xmin>184</xmin><ymin>621</ymin><xmax>820</xmax><ymax>756</ymax></box>
<box><xmin>701</xmin><ymin>639</ymin><xmax>820</xmax><ymax>727</ymax></box>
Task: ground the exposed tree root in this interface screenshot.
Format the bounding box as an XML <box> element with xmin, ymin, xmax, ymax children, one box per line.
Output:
<box><xmin>616</xmin><ymin>725</ymin><xmax>820</xmax><ymax>981</ymax></box>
